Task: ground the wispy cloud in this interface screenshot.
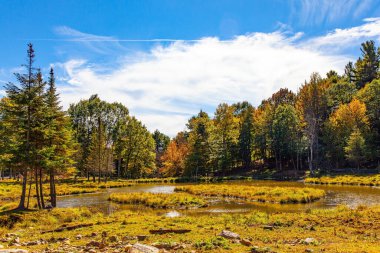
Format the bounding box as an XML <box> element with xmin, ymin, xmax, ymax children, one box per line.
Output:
<box><xmin>54</xmin><ymin>26</ymin><xmax>126</xmax><ymax>54</ymax></box>
<box><xmin>305</xmin><ymin>17</ymin><xmax>380</xmax><ymax>51</ymax></box>
<box><xmin>292</xmin><ymin>0</ymin><xmax>374</xmax><ymax>25</ymax></box>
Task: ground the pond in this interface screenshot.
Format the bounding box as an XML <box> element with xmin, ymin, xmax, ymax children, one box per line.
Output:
<box><xmin>57</xmin><ymin>180</ymin><xmax>380</xmax><ymax>216</ymax></box>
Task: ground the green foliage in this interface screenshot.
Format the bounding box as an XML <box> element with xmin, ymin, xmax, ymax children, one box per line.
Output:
<box><xmin>185</xmin><ymin>111</ymin><xmax>212</xmax><ymax>177</ymax></box>
<box><xmin>344</xmin><ymin>129</ymin><xmax>367</xmax><ymax>169</ymax></box>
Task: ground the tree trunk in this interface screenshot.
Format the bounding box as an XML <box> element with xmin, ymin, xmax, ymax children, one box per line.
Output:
<box><xmin>117</xmin><ymin>156</ymin><xmax>121</xmax><ymax>178</ymax></box>
<box><xmin>26</xmin><ymin>172</ymin><xmax>32</xmax><ymax>209</ymax></box>
<box><xmin>35</xmin><ymin>168</ymin><xmax>41</xmax><ymax>209</ymax></box>
<box><xmin>50</xmin><ymin>169</ymin><xmax>57</xmax><ymax>207</ymax></box>
<box><xmin>18</xmin><ymin>169</ymin><xmax>28</xmax><ymax>210</ymax></box>
<box><xmin>39</xmin><ymin>168</ymin><xmax>45</xmax><ymax>209</ymax></box>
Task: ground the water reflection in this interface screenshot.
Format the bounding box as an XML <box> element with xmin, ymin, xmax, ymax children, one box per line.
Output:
<box><xmin>57</xmin><ymin>180</ymin><xmax>380</xmax><ymax>215</ymax></box>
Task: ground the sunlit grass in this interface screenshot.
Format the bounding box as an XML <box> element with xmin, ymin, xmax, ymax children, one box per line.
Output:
<box><xmin>109</xmin><ymin>192</ymin><xmax>207</xmax><ymax>208</ymax></box>
<box><xmin>1</xmin><ymin>205</ymin><xmax>380</xmax><ymax>252</ymax></box>
<box><xmin>305</xmin><ymin>174</ymin><xmax>380</xmax><ymax>186</ymax></box>
<box><xmin>175</xmin><ymin>184</ymin><xmax>325</xmax><ymax>203</ymax></box>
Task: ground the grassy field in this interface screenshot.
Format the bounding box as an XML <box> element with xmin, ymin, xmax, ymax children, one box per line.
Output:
<box><xmin>109</xmin><ymin>192</ymin><xmax>207</xmax><ymax>208</ymax></box>
<box><xmin>0</xmin><ymin>205</ymin><xmax>379</xmax><ymax>252</ymax></box>
<box><xmin>175</xmin><ymin>184</ymin><xmax>326</xmax><ymax>204</ymax></box>
<box><xmin>305</xmin><ymin>174</ymin><xmax>380</xmax><ymax>186</ymax></box>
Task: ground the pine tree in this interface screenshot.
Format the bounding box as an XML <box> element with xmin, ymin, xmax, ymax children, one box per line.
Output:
<box><xmin>355</xmin><ymin>40</ymin><xmax>380</xmax><ymax>88</ymax></box>
<box><xmin>344</xmin><ymin>129</ymin><xmax>367</xmax><ymax>169</ymax></box>
<box><xmin>3</xmin><ymin>44</ymin><xmax>46</xmax><ymax>210</ymax></box>
<box><xmin>41</xmin><ymin>68</ymin><xmax>75</xmax><ymax>207</ymax></box>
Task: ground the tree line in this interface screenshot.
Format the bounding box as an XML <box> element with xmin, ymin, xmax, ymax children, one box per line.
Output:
<box><xmin>0</xmin><ymin>41</ymin><xmax>379</xmax><ymax>209</ymax></box>
<box><xmin>159</xmin><ymin>40</ymin><xmax>380</xmax><ymax>177</ymax></box>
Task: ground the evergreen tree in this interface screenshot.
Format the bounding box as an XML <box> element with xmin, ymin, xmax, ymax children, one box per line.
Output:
<box><xmin>41</xmin><ymin>68</ymin><xmax>76</xmax><ymax>206</ymax></box>
<box><xmin>355</xmin><ymin>40</ymin><xmax>380</xmax><ymax>89</ymax></box>
<box><xmin>3</xmin><ymin>44</ymin><xmax>46</xmax><ymax>209</ymax></box>
<box><xmin>185</xmin><ymin>111</ymin><xmax>212</xmax><ymax>178</ymax></box>
<box><xmin>344</xmin><ymin>129</ymin><xmax>367</xmax><ymax>169</ymax></box>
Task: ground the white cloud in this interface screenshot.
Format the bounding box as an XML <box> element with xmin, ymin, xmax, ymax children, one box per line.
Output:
<box><xmin>293</xmin><ymin>0</ymin><xmax>374</xmax><ymax>25</ymax></box>
<box><xmin>306</xmin><ymin>17</ymin><xmax>380</xmax><ymax>51</ymax></box>
<box><xmin>55</xmin><ymin>18</ymin><xmax>380</xmax><ymax>137</ymax></box>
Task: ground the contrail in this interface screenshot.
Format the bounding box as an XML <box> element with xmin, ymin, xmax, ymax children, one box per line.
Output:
<box><xmin>2</xmin><ymin>38</ymin><xmax>204</xmax><ymax>42</ymax></box>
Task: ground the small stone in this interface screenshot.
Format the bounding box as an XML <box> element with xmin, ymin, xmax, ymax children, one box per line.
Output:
<box><xmin>14</xmin><ymin>237</ymin><xmax>20</xmax><ymax>244</ymax></box>
<box><xmin>109</xmin><ymin>235</ymin><xmax>118</xmax><ymax>242</ymax></box>
<box><xmin>240</xmin><ymin>238</ymin><xmax>252</xmax><ymax>246</ymax></box>
<box><xmin>219</xmin><ymin>230</ymin><xmax>240</xmax><ymax>239</ymax></box>
<box><xmin>263</xmin><ymin>225</ymin><xmax>274</xmax><ymax>230</ymax></box>
<box><xmin>102</xmin><ymin>231</ymin><xmax>108</xmax><ymax>238</ymax></box>
<box><xmin>0</xmin><ymin>250</ymin><xmax>28</xmax><ymax>253</ymax></box>
<box><xmin>88</xmin><ymin>249</ymin><xmax>97</xmax><ymax>253</ymax></box>
<box><xmin>303</xmin><ymin>238</ymin><xmax>317</xmax><ymax>245</ymax></box>
<box><xmin>90</xmin><ymin>232</ymin><xmax>98</xmax><ymax>237</ymax></box>
<box><xmin>124</xmin><ymin>244</ymin><xmax>133</xmax><ymax>251</ymax></box>
<box><xmin>86</xmin><ymin>240</ymin><xmax>101</xmax><ymax>248</ymax></box>
<box><xmin>251</xmin><ymin>246</ymin><xmax>271</xmax><ymax>253</ymax></box>
<box><xmin>130</xmin><ymin>243</ymin><xmax>159</xmax><ymax>253</ymax></box>
<box><xmin>76</xmin><ymin>234</ymin><xmax>83</xmax><ymax>240</ymax></box>
<box><xmin>305</xmin><ymin>249</ymin><xmax>314</xmax><ymax>253</ymax></box>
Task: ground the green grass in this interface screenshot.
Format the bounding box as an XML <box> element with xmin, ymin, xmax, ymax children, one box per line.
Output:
<box><xmin>305</xmin><ymin>174</ymin><xmax>380</xmax><ymax>186</ymax></box>
<box><xmin>109</xmin><ymin>192</ymin><xmax>207</xmax><ymax>208</ymax></box>
<box><xmin>1</xmin><ymin>205</ymin><xmax>380</xmax><ymax>252</ymax></box>
<box><xmin>175</xmin><ymin>184</ymin><xmax>326</xmax><ymax>204</ymax></box>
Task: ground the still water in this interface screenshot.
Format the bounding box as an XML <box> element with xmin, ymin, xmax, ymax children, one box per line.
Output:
<box><xmin>57</xmin><ymin>180</ymin><xmax>380</xmax><ymax>216</ymax></box>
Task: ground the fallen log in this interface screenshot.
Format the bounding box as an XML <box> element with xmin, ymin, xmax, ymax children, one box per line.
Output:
<box><xmin>149</xmin><ymin>229</ymin><xmax>191</xmax><ymax>234</ymax></box>
<box><xmin>42</xmin><ymin>223</ymin><xmax>94</xmax><ymax>234</ymax></box>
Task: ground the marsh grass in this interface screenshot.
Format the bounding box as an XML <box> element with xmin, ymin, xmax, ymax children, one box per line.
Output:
<box><xmin>175</xmin><ymin>184</ymin><xmax>325</xmax><ymax>203</ymax></box>
<box><xmin>1</xmin><ymin>205</ymin><xmax>380</xmax><ymax>252</ymax></box>
<box><xmin>305</xmin><ymin>174</ymin><xmax>380</xmax><ymax>186</ymax></box>
<box><xmin>109</xmin><ymin>192</ymin><xmax>207</xmax><ymax>208</ymax></box>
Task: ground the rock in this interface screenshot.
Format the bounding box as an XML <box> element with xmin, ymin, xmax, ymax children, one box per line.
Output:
<box><xmin>219</xmin><ymin>230</ymin><xmax>240</xmax><ymax>239</ymax></box>
<box><xmin>102</xmin><ymin>231</ymin><xmax>108</xmax><ymax>238</ymax></box>
<box><xmin>109</xmin><ymin>235</ymin><xmax>118</xmax><ymax>242</ymax></box>
<box><xmin>305</xmin><ymin>249</ymin><xmax>314</xmax><ymax>253</ymax></box>
<box><xmin>263</xmin><ymin>225</ymin><xmax>274</xmax><ymax>230</ymax></box>
<box><xmin>136</xmin><ymin>235</ymin><xmax>148</xmax><ymax>241</ymax></box>
<box><xmin>88</xmin><ymin>249</ymin><xmax>97</xmax><ymax>253</ymax></box>
<box><xmin>0</xmin><ymin>250</ymin><xmax>28</xmax><ymax>253</ymax></box>
<box><xmin>75</xmin><ymin>234</ymin><xmax>83</xmax><ymax>240</ymax></box>
<box><xmin>303</xmin><ymin>238</ymin><xmax>317</xmax><ymax>245</ymax></box>
<box><xmin>129</xmin><ymin>243</ymin><xmax>159</xmax><ymax>253</ymax></box>
<box><xmin>123</xmin><ymin>236</ymin><xmax>137</xmax><ymax>241</ymax></box>
<box><xmin>5</xmin><ymin>234</ymin><xmax>17</xmax><ymax>237</ymax></box>
<box><xmin>13</xmin><ymin>237</ymin><xmax>20</xmax><ymax>244</ymax></box>
<box><xmin>124</xmin><ymin>244</ymin><xmax>133</xmax><ymax>252</ymax></box>
<box><xmin>152</xmin><ymin>242</ymin><xmax>182</xmax><ymax>250</ymax></box>
<box><xmin>86</xmin><ymin>240</ymin><xmax>101</xmax><ymax>248</ymax></box>
<box><xmin>251</xmin><ymin>246</ymin><xmax>272</xmax><ymax>253</ymax></box>
<box><xmin>25</xmin><ymin>241</ymin><xmax>40</xmax><ymax>246</ymax></box>
<box><xmin>9</xmin><ymin>243</ymin><xmax>21</xmax><ymax>247</ymax></box>
<box><xmin>90</xmin><ymin>232</ymin><xmax>98</xmax><ymax>237</ymax></box>
<box><xmin>240</xmin><ymin>238</ymin><xmax>252</xmax><ymax>246</ymax></box>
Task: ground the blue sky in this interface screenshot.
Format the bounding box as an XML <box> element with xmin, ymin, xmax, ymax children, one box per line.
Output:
<box><xmin>1</xmin><ymin>0</ymin><xmax>380</xmax><ymax>136</ymax></box>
